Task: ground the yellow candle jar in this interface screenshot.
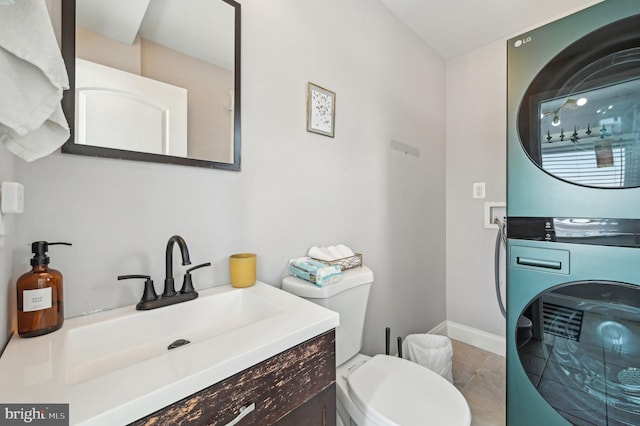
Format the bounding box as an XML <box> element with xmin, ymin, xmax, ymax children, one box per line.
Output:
<box><xmin>230</xmin><ymin>253</ymin><xmax>256</xmax><ymax>288</ymax></box>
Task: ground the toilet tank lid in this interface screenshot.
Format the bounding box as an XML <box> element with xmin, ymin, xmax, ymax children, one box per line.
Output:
<box><xmin>282</xmin><ymin>266</ymin><xmax>373</xmax><ymax>299</ymax></box>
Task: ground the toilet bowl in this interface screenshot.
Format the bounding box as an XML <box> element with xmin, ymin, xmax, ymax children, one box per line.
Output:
<box><xmin>282</xmin><ymin>266</ymin><xmax>471</xmax><ymax>425</ymax></box>
<box><xmin>336</xmin><ymin>353</ymin><xmax>471</xmax><ymax>425</ymax></box>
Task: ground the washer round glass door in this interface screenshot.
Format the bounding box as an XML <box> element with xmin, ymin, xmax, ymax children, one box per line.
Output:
<box><xmin>518</xmin><ymin>13</ymin><xmax>640</xmax><ymax>188</ymax></box>
<box><xmin>517</xmin><ymin>280</ymin><xmax>640</xmax><ymax>425</ymax></box>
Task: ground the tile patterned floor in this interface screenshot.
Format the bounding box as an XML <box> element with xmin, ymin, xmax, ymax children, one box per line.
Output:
<box><xmin>452</xmin><ymin>339</ymin><xmax>506</xmax><ymax>426</ymax></box>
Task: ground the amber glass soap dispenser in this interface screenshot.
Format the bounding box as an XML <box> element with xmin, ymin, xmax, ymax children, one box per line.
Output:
<box><xmin>17</xmin><ymin>241</ymin><xmax>71</xmax><ymax>338</ymax></box>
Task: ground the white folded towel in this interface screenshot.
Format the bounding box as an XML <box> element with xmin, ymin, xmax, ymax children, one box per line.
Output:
<box><xmin>309</xmin><ymin>244</ymin><xmax>356</xmax><ymax>261</ymax></box>
<box><xmin>308</xmin><ymin>246</ymin><xmax>333</xmax><ymax>261</ymax></box>
<box><xmin>0</xmin><ymin>0</ymin><xmax>70</xmax><ymax>162</ymax></box>
<box><xmin>326</xmin><ymin>245</ymin><xmax>342</xmax><ymax>259</ymax></box>
<box><xmin>336</xmin><ymin>244</ymin><xmax>355</xmax><ymax>257</ymax></box>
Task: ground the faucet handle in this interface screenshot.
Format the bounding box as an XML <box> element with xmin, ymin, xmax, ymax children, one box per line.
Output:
<box><xmin>118</xmin><ymin>274</ymin><xmax>158</xmax><ymax>307</ymax></box>
<box><xmin>181</xmin><ymin>262</ymin><xmax>212</xmax><ymax>295</ymax></box>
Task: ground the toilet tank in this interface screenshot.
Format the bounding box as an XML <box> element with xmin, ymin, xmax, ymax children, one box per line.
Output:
<box><xmin>282</xmin><ymin>266</ymin><xmax>373</xmax><ymax>366</ymax></box>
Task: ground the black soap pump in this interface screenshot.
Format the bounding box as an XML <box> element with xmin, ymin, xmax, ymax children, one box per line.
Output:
<box><xmin>16</xmin><ymin>241</ymin><xmax>71</xmax><ymax>337</ymax></box>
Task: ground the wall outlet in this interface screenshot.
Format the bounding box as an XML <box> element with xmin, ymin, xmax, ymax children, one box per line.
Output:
<box><xmin>472</xmin><ymin>182</ymin><xmax>486</xmax><ymax>199</ymax></box>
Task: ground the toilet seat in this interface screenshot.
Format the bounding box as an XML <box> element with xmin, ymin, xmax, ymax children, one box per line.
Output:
<box><xmin>347</xmin><ymin>354</ymin><xmax>471</xmax><ymax>426</ymax></box>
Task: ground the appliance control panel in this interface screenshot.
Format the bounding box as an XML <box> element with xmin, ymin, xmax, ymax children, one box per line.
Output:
<box><xmin>507</xmin><ymin>217</ymin><xmax>640</xmax><ymax>248</ymax></box>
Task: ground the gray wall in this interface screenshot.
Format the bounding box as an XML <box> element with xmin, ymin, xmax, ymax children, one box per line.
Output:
<box><xmin>3</xmin><ymin>0</ymin><xmax>447</xmax><ymax>355</ymax></box>
<box><xmin>446</xmin><ymin>40</ymin><xmax>508</xmax><ymax>337</ymax></box>
<box><xmin>444</xmin><ymin>4</ymin><xmax>598</xmax><ymax>339</ymax></box>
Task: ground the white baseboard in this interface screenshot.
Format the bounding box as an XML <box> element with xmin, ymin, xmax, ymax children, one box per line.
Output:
<box><xmin>427</xmin><ymin>321</ymin><xmax>448</xmax><ymax>336</ymax></box>
<box><xmin>428</xmin><ymin>320</ymin><xmax>506</xmax><ymax>357</ymax></box>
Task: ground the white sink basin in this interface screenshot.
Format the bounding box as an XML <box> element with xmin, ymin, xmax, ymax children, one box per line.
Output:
<box><xmin>65</xmin><ymin>289</ymin><xmax>282</xmax><ymax>384</ymax></box>
<box><xmin>0</xmin><ymin>281</ymin><xmax>339</xmax><ymax>425</ymax></box>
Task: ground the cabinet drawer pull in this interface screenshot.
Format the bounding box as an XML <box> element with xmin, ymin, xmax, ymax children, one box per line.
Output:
<box><xmin>224</xmin><ymin>402</ymin><xmax>256</xmax><ymax>426</ymax></box>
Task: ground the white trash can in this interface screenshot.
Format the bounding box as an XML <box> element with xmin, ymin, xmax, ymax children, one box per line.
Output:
<box><xmin>402</xmin><ymin>334</ymin><xmax>453</xmax><ymax>383</ymax></box>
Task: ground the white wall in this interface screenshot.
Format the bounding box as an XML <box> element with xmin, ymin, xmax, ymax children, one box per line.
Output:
<box><xmin>3</xmin><ymin>0</ymin><xmax>446</xmax><ymax>355</ymax></box>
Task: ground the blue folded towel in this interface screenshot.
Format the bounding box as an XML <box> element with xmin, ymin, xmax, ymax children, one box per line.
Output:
<box><xmin>289</xmin><ymin>257</ymin><xmax>342</xmax><ymax>287</ymax></box>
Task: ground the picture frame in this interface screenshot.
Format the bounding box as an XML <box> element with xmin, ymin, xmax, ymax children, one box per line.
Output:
<box><xmin>306</xmin><ymin>82</ymin><xmax>336</xmax><ymax>137</ymax></box>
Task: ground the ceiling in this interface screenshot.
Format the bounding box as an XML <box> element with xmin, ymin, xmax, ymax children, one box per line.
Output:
<box><xmin>379</xmin><ymin>0</ymin><xmax>603</xmax><ymax>59</ymax></box>
<box><xmin>76</xmin><ymin>0</ymin><xmax>235</xmax><ymax>70</ymax></box>
<box><xmin>77</xmin><ymin>0</ymin><xmax>604</xmax><ymax>67</ymax></box>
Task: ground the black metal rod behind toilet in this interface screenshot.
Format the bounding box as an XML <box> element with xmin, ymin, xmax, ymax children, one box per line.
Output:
<box><xmin>385</xmin><ymin>327</ymin><xmax>390</xmax><ymax>355</ymax></box>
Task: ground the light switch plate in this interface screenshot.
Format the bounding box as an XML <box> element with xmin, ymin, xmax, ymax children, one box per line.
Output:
<box><xmin>1</xmin><ymin>182</ymin><xmax>24</xmax><ymax>214</ymax></box>
<box><xmin>472</xmin><ymin>182</ymin><xmax>486</xmax><ymax>199</ymax></box>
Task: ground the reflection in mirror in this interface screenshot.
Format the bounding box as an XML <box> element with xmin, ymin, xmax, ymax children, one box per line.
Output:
<box><xmin>538</xmin><ymin>78</ymin><xmax>640</xmax><ymax>188</ymax></box>
<box><xmin>524</xmin><ymin>47</ymin><xmax>640</xmax><ymax>188</ymax></box>
<box><xmin>517</xmin><ymin>281</ymin><xmax>640</xmax><ymax>425</ymax></box>
<box><xmin>61</xmin><ymin>0</ymin><xmax>241</xmax><ymax>170</ymax></box>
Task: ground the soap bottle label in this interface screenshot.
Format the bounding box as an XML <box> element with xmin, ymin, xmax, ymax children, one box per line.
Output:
<box><xmin>23</xmin><ymin>287</ymin><xmax>53</xmax><ymax>312</ymax></box>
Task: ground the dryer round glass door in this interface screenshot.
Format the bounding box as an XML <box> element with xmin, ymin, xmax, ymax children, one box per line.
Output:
<box><xmin>517</xmin><ymin>13</ymin><xmax>640</xmax><ymax>188</ymax></box>
<box><xmin>517</xmin><ymin>280</ymin><xmax>640</xmax><ymax>425</ymax></box>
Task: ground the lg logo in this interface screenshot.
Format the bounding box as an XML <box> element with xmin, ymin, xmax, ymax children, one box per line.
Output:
<box><xmin>514</xmin><ymin>36</ymin><xmax>532</xmax><ymax>48</ymax></box>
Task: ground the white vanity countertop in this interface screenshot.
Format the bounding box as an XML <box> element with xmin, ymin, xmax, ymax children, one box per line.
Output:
<box><xmin>0</xmin><ymin>281</ymin><xmax>339</xmax><ymax>425</ymax></box>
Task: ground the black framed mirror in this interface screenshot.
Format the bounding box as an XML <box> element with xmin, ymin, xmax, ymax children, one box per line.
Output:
<box><xmin>60</xmin><ymin>0</ymin><xmax>241</xmax><ymax>170</ymax></box>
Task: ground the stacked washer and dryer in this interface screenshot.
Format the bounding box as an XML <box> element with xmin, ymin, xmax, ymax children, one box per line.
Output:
<box><xmin>507</xmin><ymin>1</ymin><xmax>640</xmax><ymax>424</ymax></box>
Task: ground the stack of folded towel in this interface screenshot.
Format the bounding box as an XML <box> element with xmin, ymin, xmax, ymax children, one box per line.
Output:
<box><xmin>308</xmin><ymin>244</ymin><xmax>355</xmax><ymax>261</ymax></box>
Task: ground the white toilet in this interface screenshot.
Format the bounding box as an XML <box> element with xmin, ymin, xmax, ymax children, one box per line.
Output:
<box><xmin>282</xmin><ymin>266</ymin><xmax>471</xmax><ymax>426</ymax></box>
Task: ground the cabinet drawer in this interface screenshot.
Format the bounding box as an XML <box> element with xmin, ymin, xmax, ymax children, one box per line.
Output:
<box><xmin>275</xmin><ymin>384</ymin><xmax>336</xmax><ymax>426</ymax></box>
<box><xmin>131</xmin><ymin>329</ymin><xmax>335</xmax><ymax>425</ymax></box>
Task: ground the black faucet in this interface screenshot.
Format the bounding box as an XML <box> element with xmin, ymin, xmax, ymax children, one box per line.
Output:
<box><xmin>118</xmin><ymin>235</ymin><xmax>211</xmax><ymax>310</ymax></box>
<box><xmin>164</xmin><ymin>235</ymin><xmax>191</xmax><ymax>297</ymax></box>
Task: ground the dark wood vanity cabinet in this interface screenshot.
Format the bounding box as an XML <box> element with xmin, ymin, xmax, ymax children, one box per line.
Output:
<box><xmin>130</xmin><ymin>330</ymin><xmax>336</xmax><ymax>426</ymax></box>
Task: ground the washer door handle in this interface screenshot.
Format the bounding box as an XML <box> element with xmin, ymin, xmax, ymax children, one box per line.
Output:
<box><xmin>516</xmin><ymin>256</ymin><xmax>562</xmax><ymax>270</ymax></box>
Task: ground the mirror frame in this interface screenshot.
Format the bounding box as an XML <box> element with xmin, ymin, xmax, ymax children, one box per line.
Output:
<box><xmin>60</xmin><ymin>0</ymin><xmax>241</xmax><ymax>170</ymax></box>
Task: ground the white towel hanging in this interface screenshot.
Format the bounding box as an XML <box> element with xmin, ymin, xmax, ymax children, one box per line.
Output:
<box><xmin>0</xmin><ymin>0</ymin><xmax>70</xmax><ymax>162</ymax></box>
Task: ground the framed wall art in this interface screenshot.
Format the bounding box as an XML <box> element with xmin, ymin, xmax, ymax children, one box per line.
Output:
<box><xmin>307</xmin><ymin>82</ymin><xmax>335</xmax><ymax>138</ymax></box>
